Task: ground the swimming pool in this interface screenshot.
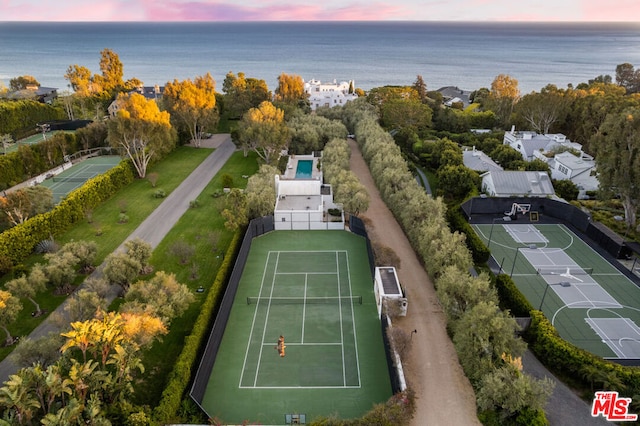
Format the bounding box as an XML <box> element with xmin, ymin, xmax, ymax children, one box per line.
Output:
<box><xmin>295</xmin><ymin>160</ymin><xmax>313</xmax><ymax>179</ymax></box>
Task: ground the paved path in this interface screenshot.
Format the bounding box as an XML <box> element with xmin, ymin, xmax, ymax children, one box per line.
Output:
<box><xmin>0</xmin><ymin>135</ymin><xmax>236</xmax><ymax>383</ymax></box>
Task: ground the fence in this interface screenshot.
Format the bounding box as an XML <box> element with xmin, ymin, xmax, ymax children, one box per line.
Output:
<box><xmin>349</xmin><ymin>215</ymin><xmax>375</xmax><ymax>278</ymax></box>
<box><xmin>190</xmin><ymin>216</ymin><xmax>274</xmax><ymax>403</ymax></box>
<box><xmin>462</xmin><ymin>196</ymin><xmax>627</xmax><ymax>259</ymax></box>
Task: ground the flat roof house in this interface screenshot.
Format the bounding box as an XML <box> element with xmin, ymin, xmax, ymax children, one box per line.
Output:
<box><xmin>305</xmin><ymin>79</ymin><xmax>358</xmax><ymax>111</ymax></box>
<box><xmin>273</xmin><ymin>154</ymin><xmax>344</xmax><ymax>230</ymax></box>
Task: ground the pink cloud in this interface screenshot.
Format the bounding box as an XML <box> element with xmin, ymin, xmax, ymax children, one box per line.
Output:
<box><xmin>139</xmin><ymin>1</ymin><xmax>406</xmax><ymax>21</ymax></box>
<box><xmin>583</xmin><ymin>0</ymin><xmax>640</xmax><ymax>21</ymax></box>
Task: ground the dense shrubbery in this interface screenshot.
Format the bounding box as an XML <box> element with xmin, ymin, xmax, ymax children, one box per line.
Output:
<box><xmin>333</xmin><ymin>100</ymin><xmax>551</xmax><ymax>425</ymax></box>
<box><xmin>0</xmin><ymin>132</ymin><xmax>82</xmax><ymax>189</ymax></box>
<box><xmin>447</xmin><ymin>207</ymin><xmax>490</xmax><ymax>263</ymax></box>
<box><xmin>0</xmin><ymin>161</ymin><xmax>134</xmax><ymax>266</ymax></box>
<box><xmin>153</xmin><ymin>232</ymin><xmax>241</xmax><ymax>424</ymax></box>
<box><xmin>0</xmin><ymin>100</ymin><xmax>65</xmax><ymax>139</ymax></box>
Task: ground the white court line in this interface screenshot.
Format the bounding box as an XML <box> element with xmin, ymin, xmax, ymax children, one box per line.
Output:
<box><xmin>239</xmin><ymin>251</ymin><xmax>275</xmax><ymax>387</ymax></box>
<box><xmin>586</xmin><ymin>318</ymin><xmax>625</xmax><ymax>358</ymax></box>
<box><xmin>253</xmin><ymin>252</ymin><xmax>281</xmax><ymax>387</ymax></box>
<box><xmin>345</xmin><ymin>250</ymin><xmax>362</xmax><ymax>387</ymax></box>
<box><xmin>336</xmin><ymin>251</ymin><xmax>346</xmax><ymax>387</ymax></box>
<box><xmin>241</xmin><ymin>250</ymin><xmax>360</xmax><ymax>389</ymax></box>
<box><xmin>301</xmin><ymin>273</ymin><xmax>308</xmax><ymax>344</ymax></box>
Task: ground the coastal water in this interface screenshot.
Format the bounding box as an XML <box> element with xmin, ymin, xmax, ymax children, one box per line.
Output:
<box><xmin>1</xmin><ymin>21</ymin><xmax>640</xmax><ymax>94</ymax></box>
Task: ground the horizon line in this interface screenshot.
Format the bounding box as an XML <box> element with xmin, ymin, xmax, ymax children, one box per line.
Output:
<box><xmin>2</xmin><ymin>19</ymin><xmax>640</xmax><ymax>24</ymax></box>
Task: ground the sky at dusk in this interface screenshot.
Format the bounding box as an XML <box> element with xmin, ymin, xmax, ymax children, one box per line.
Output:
<box><xmin>1</xmin><ymin>0</ymin><xmax>639</xmax><ymax>22</ymax></box>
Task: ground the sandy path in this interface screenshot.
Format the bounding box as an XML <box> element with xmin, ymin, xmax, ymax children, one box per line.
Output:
<box><xmin>348</xmin><ymin>139</ymin><xmax>480</xmax><ymax>425</ymax></box>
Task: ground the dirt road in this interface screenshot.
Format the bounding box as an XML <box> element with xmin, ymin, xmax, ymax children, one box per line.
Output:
<box><xmin>347</xmin><ymin>139</ymin><xmax>481</xmax><ymax>425</ymax></box>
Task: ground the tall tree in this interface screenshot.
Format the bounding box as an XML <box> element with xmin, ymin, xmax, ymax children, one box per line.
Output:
<box><xmin>487</xmin><ymin>74</ymin><xmax>520</xmax><ymax>127</ymax></box>
<box><xmin>274</xmin><ymin>73</ymin><xmax>307</xmax><ymax>104</ymax></box>
<box><xmin>163</xmin><ymin>73</ymin><xmax>219</xmax><ymax>147</ymax></box>
<box><xmin>412</xmin><ymin>75</ymin><xmax>428</xmax><ymax>103</ymax></box>
<box><xmin>94</xmin><ymin>48</ymin><xmax>124</xmax><ymax>93</ymax></box>
<box><xmin>64</xmin><ymin>65</ymin><xmax>94</xmax><ymax>96</ymax></box>
<box><xmin>615</xmin><ymin>63</ymin><xmax>640</xmax><ymax>94</ymax></box>
<box><xmin>237</xmin><ymin>100</ymin><xmax>290</xmax><ymax>164</ymax></box>
<box><xmin>222</xmin><ymin>71</ymin><xmax>271</xmax><ymax>118</ymax></box>
<box><xmin>514</xmin><ymin>85</ymin><xmax>569</xmax><ymax>134</ymax></box>
<box><xmin>107</xmin><ymin>92</ymin><xmax>176</xmax><ymax>178</ymax></box>
<box><xmin>591</xmin><ymin>107</ymin><xmax>640</xmax><ymax>230</ymax></box>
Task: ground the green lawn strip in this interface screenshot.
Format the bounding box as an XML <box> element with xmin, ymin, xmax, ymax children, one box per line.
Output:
<box><xmin>0</xmin><ymin>147</ymin><xmax>212</xmax><ymax>362</ymax></box>
<box><xmin>58</xmin><ymin>146</ymin><xmax>214</xmax><ymax>260</ymax></box>
<box><xmin>130</xmin><ymin>151</ymin><xmax>259</xmax><ymax>406</ymax></box>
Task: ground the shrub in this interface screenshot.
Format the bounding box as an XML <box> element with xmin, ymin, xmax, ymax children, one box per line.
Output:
<box><xmin>189</xmin><ymin>199</ymin><xmax>200</xmax><ymax>208</ymax></box>
<box><xmin>221</xmin><ymin>173</ymin><xmax>234</xmax><ymax>188</ymax></box>
<box><xmin>153</xmin><ymin>232</ymin><xmax>241</xmax><ymax>424</ymax></box>
<box><xmin>154</xmin><ymin>189</ymin><xmax>166</xmax><ymax>198</ymax></box>
<box><xmin>34</xmin><ymin>237</ymin><xmax>59</xmax><ymax>254</ymax></box>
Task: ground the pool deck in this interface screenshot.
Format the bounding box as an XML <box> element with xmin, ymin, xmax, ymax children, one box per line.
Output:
<box><xmin>283</xmin><ymin>155</ymin><xmax>322</xmax><ymax>180</ymax></box>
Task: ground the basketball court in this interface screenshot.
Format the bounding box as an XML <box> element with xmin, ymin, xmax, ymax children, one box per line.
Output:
<box><xmin>474</xmin><ymin>222</ymin><xmax>640</xmax><ymax>359</ymax></box>
<box><xmin>200</xmin><ymin>231</ymin><xmax>392</xmax><ymax>424</ymax></box>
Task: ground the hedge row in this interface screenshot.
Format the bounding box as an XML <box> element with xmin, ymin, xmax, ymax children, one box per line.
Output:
<box><xmin>494</xmin><ymin>273</ymin><xmax>640</xmax><ymax>400</ymax></box>
<box><xmin>0</xmin><ymin>132</ymin><xmax>82</xmax><ymax>190</ymax></box>
<box><xmin>153</xmin><ymin>231</ymin><xmax>241</xmax><ymax>424</ymax></box>
<box><xmin>0</xmin><ymin>160</ymin><xmax>134</xmax><ymax>266</ymax></box>
<box><xmin>494</xmin><ymin>274</ymin><xmax>534</xmax><ymax>318</ymax></box>
<box><xmin>0</xmin><ymin>100</ymin><xmax>65</xmax><ymax>139</ymax></box>
<box><xmin>446</xmin><ymin>207</ymin><xmax>490</xmax><ymax>264</ymax></box>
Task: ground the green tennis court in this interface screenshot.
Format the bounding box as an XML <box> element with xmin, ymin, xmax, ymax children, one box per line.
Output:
<box><xmin>474</xmin><ymin>223</ymin><xmax>640</xmax><ymax>359</ymax></box>
<box><xmin>40</xmin><ymin>156</ymin><xmax>121</xmax><ymax>202</ymax></box>
<box><xmin>201</xmin><ymin>230</ymin><xmax>392</xmax><ymax>424</ymax></box>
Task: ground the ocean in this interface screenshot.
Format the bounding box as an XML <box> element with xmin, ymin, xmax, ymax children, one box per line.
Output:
<box><xmin>1</xmin><ymin>21</ymin><xmax>640</xmax><ymax>94</ymax></box>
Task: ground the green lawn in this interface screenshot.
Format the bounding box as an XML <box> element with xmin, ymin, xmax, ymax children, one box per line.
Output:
<box><xmin>0</xmin><ymin>146</ymin><xmax>214</xmax><ymax>362</ymax></box>
<box><xmin>131</xmin><ymin>150</ymin><xmax>259</xmax><ymax>406</ymax></box>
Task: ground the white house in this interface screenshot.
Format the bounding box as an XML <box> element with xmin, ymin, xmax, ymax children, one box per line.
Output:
<box><xmin>503</xmin><ymin>127</ymin><xmax>584</xmax><ymax>162</ymax></box>
<box><xmin>549</xmin><ymin>151</ymin><xmax>599</xmax><ymax>198</ymax></box>
<box><xmin>462</xmin><ymin>147</ymin><xmax>503</xmax><ymax>173</ymax></box>
<box><xmin>273</xmin><ymin>154</ymin><xmax>344</xmax><ymax>230</ymax></box>
<box><xmin>481</xmin><ymin>171</ymin><xmax>556</xmax><ymax>198</ymax></box>
<box><xmin>304</xmin><ymin>79</ymin><xmax>358</xmax><ymax>111</ymax></box>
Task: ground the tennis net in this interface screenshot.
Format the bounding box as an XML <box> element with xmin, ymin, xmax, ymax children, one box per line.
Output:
<box><xmin>52</xmin><ymin>175</ymin><xmax>98</xmax><ymax>183</ymax></box>
<box><xmin>246</xmin><ymin>296</ymin><xmax>362</xmax><ymax>305</ymax></box>
<box><xmin>537</xmin><ymin>267</ymin><xmax>593</xmax><ymax>276</ymax></box>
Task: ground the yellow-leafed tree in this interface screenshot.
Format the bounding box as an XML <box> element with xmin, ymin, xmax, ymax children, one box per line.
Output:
<box><xmin>107</xmin><ymin>92</ymin><xmax>176</xmax><ymax>178</ymax></box>
<box><xmin>237</xmin><ymin>100</ymin><xmax>290</xmax><ymax>165</ymax></box>
<box><xmin>163</xmin><ymin>73</ymin><xmax>219</xmax><ymax>147</ymax></box>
